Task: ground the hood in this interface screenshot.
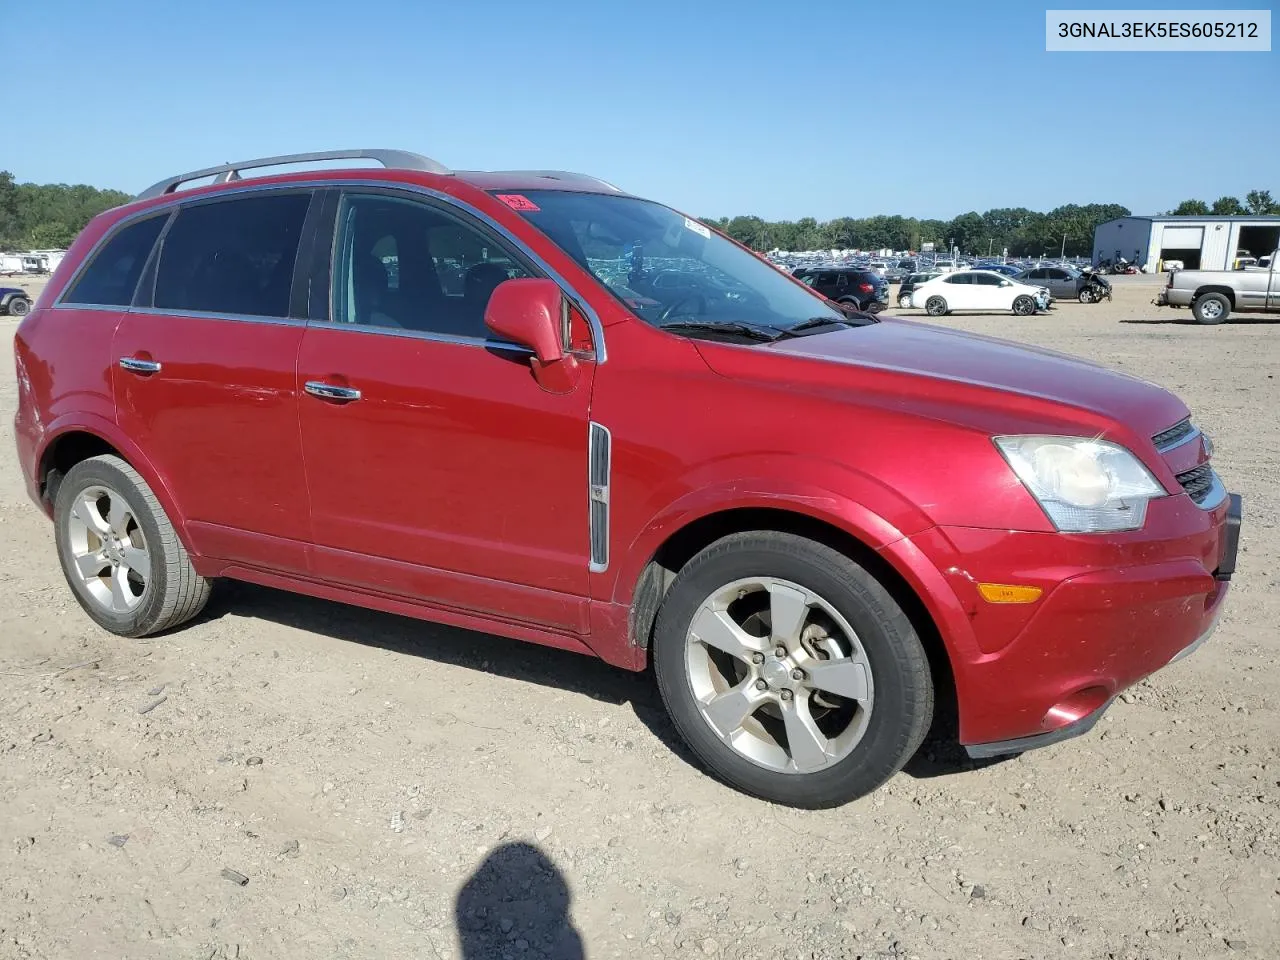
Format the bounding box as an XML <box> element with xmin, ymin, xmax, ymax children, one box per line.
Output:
<box><xmin>700</xmin><ymin>316</ymin><xmax>1188</xmax><ymax>440</ymax></box>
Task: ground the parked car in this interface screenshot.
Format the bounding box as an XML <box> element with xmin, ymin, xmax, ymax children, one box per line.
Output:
<box><xmin>910</xmin><ymin>270</ymin><xmax>1049</xmax><ymax>315</ymax></box>
<box><xmin>14</xmin><ymin>148</ymin><xmax>1239</xmax><ymax>809</ymax></box>
<box><xmin>1154</xmin><ymin>248</ymin><xmax>1280</xmax><ymax>323</ymax></box>
<box><xmin>1013</xmin><ymin>266</ymin><xmax>1093</xmax><ymax>302</ymax></box>
<box><xmin>792</xmin><ymin>266</ymin><xmax>890</xmax><ymax>312</ymax></box>
<box><xmin>897</xmin><ymin>271</ymin><xmax>943</xmax><ymax>309</ymax></box>
<box><xmin>1</xmin><ymin>286</ymin><xmax>31</xmax><ymax>317</ymax></box>
<box><xmin>975</xmin><ymin>263</ymin><xmax>1021</xmax><ymax>278</ymax></box>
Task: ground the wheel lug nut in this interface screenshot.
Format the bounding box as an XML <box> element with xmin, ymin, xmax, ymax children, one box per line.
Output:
<box><xmin>774</xmin><ymin>646</ymin><xmax>787</xmax><ymax>658</ymax></box>
<box><xmin>780</xmin><ymin>689</ymin><xmax>794</xmax><ymax>701</ymax></box>
<box><xmin>751</xmin><ymin>652</ymin><xmax>764</xmax><ymax>665</ymax></box>
<box><xmin>791</xmin><ymin>668</ymin><xmax>805</xmax><ymax>681</ymax></box>
<box><xmin>754</xmin><ymin>679</ymin><xmax>768</xmax><ymax>691</ymax></box>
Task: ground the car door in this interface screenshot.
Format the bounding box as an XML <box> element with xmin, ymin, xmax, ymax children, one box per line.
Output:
<box><xmin>112</xmin><ymin>190</ymin><xmax>317</xmax><ymax>573</ymax></box>
<box><xmin>941</xmin><ymin>273</ymin><xmax>973</xmax><ymax>308</ymax></box>
<box><xmin>1041</xmin><ymin>268</ymin><xmax>1069</xmax><ymax>299</ymax></box>
<box><xmin>296</xmin><ymin>188</ymin><xmax>596</xmax><ymax>633</ymax></box>
<box><xmin>970</xmin><ymin>272</ymin><xmax>1009</xmax><ymax>309</ymax></box>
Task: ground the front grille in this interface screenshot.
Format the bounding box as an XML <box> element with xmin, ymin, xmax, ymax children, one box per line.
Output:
<box><xmin>1176</xmin><ymin>463</ymin><xmax>1215</xmax><ymax>504</ymax></box>
<box><xmin>1153</xmin><ymin>418</ymin><xmax>1195</xmax><ymax>451</ymax></box>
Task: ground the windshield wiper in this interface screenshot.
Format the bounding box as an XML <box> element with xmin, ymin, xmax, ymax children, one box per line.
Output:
<box><xmin>787</xmin><ymin>316</ymin><xmax>852</xmax><ymax>334</ymax></box>
<box><xmin>658</xmin><ymin>320</ymin><xmax>786</xmax><ymax>342</ymax></box>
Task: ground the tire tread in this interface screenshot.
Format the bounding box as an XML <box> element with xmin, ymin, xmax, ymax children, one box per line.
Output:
<box><xmin>58</xmin><ymin>455</ymin><xmax>210</xmax><ymax>636</ymax></box>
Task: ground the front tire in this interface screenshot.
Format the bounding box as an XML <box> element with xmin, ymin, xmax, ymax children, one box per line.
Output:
<box><xmin>1012</xmin><ymin>295</ymin><xmax>1036</xmax><ymax>316</ymax></box>
<box><xmin>1192</xmin><ymin>292</ymin><xmax>1229</xmax><ymax>325</ymax></box>
<box><xmin>652</xmin><ymin>531</ymin><xmax>934</xmax><ymax>808</ymax></box>
<box><xmin>924</xmin><ymin>296</ymin><xmax>948</xmax><ymax>317</ymax></box>
<box><xmin>1078</xmin><ymin>288</ymin><xmax>1094</xmax><ymax>304</ymax></box>
<box><xmin>54</xmin><ymin>454</ymin><xmax>211</xmax><ymax>637</ymax></box>
<box><xmin>7</xmin><ymin>297</ymin><xmax>30</xmax><ymax>317</ymax></box>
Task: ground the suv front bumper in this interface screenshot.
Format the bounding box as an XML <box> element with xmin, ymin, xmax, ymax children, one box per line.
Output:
<box><xmin>892</xmin><ymin>492</ymin><xmax>1240</xmax><ymax>755</ymax></box>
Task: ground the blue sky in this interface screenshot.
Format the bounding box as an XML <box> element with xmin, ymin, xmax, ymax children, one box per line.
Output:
<box><xmin>12</xmin><ymin>0</ymin><xmax>1276</xmax><ymax>220</ymax></box>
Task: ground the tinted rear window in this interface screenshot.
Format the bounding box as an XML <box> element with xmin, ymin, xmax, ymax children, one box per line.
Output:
<box><xmin>153</xmin><ymin>192</ymin><xmax>311</xmax><ymax>318</ymax></box>
<box><xmin>62</xmin><ymin>215</ymin><xmax>167</xmax><ymax>307</ymax></box>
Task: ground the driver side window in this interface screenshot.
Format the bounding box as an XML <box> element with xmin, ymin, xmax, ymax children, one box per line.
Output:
<box><xmin>332</xmin><ymin>193</ymin><xmax>530</xmax><ymax>339</ymax></box>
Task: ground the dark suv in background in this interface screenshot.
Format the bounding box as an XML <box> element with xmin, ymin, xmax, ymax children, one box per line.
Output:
<box><xmin>791</xmin><ymin>266</ymin><xmax>889</xmax><ymax>312</ymax></box>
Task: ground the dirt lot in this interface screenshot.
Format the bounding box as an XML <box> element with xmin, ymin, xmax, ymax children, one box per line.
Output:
<box><xmin>2</xmin><ymin>274</ymin><xmax>1277</xmax><ymax>960</ymax></box>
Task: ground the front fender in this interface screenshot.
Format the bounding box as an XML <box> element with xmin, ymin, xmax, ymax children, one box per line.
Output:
<box><xmin>608</xmin><ymin>453</ymin><xmax>934</xmax><ymax>607</ymax></box>
<box><xmin>35</xmin><ymin>413</ymin><xmax>197</xmax><ymax>555</ymax></box>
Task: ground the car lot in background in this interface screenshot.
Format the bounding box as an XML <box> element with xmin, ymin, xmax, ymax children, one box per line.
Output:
<box><xmin>792</xmin><ymin>265</ymin><xmax>890</xmax><ymax>311</ymax></box>
<box><xmin>972</xmin><ymin>263</ymin><xmax>1022</xmax><ymax>277</ymax></box>
<box><xmin>909</xmin><ymin>269</ymin><xmax>1049</xmax><ymax>315</ymax></box>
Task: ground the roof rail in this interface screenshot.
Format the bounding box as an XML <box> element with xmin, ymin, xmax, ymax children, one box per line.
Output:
<box><xmin>490</xmin><ymin>170</ymin><xmax>623</xmax><ymax>193</ymax></box>
<box><xmin>135</xmin><ymin>149</ymin><xmax>452</xmax><ymax>201</ymax></box>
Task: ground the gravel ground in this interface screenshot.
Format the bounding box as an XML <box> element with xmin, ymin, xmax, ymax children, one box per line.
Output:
<box><xmin>2</xmin><ymin>274</ymin><xmax>1277</xmax><ymax>960</ymax></box>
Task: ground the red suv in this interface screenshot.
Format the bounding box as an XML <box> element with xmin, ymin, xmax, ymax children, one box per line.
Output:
<box><xmin>13</xmin><ymin>150</ymin><xmax>1241</xmax><ymax>808</ymax></box>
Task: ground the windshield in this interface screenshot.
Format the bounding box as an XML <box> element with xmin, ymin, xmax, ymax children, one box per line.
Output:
<box><xmin>494</xmin><ymin>191</ymin><xmax>846</xmax><ymax>334</ymax></box>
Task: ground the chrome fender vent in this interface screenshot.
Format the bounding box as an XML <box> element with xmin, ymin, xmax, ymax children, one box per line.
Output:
<box><xmin>588</xmin><ymin>422</ymin><xmax>611</xmax><ymax>572</ymax></box>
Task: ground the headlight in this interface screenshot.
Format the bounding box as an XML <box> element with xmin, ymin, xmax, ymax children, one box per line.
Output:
<box><xmin>994</xmin><ymin>435</ymin><xmax>1165</xmax><ymax>532</ymax></box>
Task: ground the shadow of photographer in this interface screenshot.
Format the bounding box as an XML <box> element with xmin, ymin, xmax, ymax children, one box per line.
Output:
<box><xmin>455</xmin><ymin>842</ymin><xmax>584</xmax><ymax>960</ymax></box>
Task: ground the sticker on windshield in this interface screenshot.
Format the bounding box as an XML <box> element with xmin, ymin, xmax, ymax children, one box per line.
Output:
<box><xmin>497</xmin><ymin>194</ymin><xmax>540</xmax><ymax>212</ymax></box>
<box><xmin>684</xmin><ymin>217</ymin><xmax>711</xmax><ymax>239</ymax></box>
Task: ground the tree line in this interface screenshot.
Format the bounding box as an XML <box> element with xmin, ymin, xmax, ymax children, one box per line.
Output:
<box><xmin>0</xmin><ymin>171</ymin><xmax>131</xmax><ymax>250</ymax></box>
<box><xmin>1167</xmin><ymin>189</ymin><xmax>1278</xmax><ymax>217</ymax></box>
<box><xmin>700</xmin><ymin>187</ymin><xmax>1277</xmax><ymax>256</ymax></box>
<box><xmin>700</xmin><ymin>204</ymin><xmax>1132</xmax><ymax>257</ymax></box>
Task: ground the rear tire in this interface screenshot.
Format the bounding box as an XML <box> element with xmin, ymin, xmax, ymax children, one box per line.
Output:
<box><xmin>652</xmin><ymin>531</ymin><xmax>934</xmax><ymax>808</ymax></box>
<box><xmin>7</xmin><ymin>297</ymin><xmax>29</xmax><ymax>317</ymax></box>
<box><xmin>898</xmin><ymin>294</ymin><xmax>913</xmax><ymax>310</ymax></box>
<box><xmin>1012</xmin><ymin>295</ymin><xmax>1036</xmax><ymax>316</ymax></box>
<box><xmin>54</xmin><ymin>454</ymin><xmax>211</xmax><ymax>637</ymax></box>
<box><xmin>1191</xmin><ymin>293</ymin><xmax>1229</xmax><ymax>325</ymax></box>
<box><xmin>925</xmin><ymin>296</ymin><xmax>948</xmax><ymax>317</ymax></box>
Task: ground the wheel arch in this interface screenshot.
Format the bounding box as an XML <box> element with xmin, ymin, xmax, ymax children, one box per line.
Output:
<box><xmin>624</xmin><ymin>505</ymin><xmax>956</xmax><ymax>727</ymax></box>
<box><xmin>1194</xmin><ymin>285</ymin><xmax>1236</xmax><ymax>308</ymax></box>
<box><xmin>36</xmin><ymin>417</ymin><xmax>195</xmax><ymax>553</ymax></box>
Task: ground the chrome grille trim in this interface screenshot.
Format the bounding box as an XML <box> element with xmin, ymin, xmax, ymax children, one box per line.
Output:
<box><xmin>1175</xmin><ymin>463</ymin><xmax>1227</xmax><ymax>510</ymax></box>
<box><xmin>588</xmin><ymin>422</ymin><xmax>611</xmax><ymax>572</ymax></box>
<box><xmin>1153</xmin><ymin>418</ymin><xmax>1198</xmax><ymax>452</ymax></box>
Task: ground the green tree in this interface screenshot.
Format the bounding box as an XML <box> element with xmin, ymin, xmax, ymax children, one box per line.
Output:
<box><xmin>1210</xmin><ymin>196</ymin><xmax>1244</xmax><ymax>215</ymax></box>
<box><xmin>1171</xmin><ymin>199</ymin><xmax>1210</xmax><ymax>216</ymax></box>
<box><xmin>1245</xmin><ymin>189</ymin><xmax>1278</xmax><ymax>215</ymax></box>
<box><xmin>0</xmin><ymin>171</ymin><xmax>18</xmax><ymax>248</ymax></box>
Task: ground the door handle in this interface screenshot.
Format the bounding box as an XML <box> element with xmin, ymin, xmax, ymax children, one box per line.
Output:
<box><xmin>119</xmin><ymin>357</ymin><xmax>161</xmax><ymax>374</ymax></box>
<box><xmin>304</xmin><ymin>381</ymin><xmax>362</xmax><ymax>402</ymax></box>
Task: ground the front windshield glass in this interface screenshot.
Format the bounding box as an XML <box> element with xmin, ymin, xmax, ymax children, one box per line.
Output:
<box><xmin>494</xmin><ymin>191</ymin><xmax>845</xmax><ymax>333</ymax></box>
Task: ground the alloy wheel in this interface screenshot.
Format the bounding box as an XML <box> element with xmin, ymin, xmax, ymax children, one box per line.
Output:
<box><xmin>65</xmin><ymin>485</ymin><xmax>151</xmax><ymax>613</ymax></box>
<box><xmin>684</xmin><ymin>577</ymin><xmax>874</xmax><ymax>774</ymax></box>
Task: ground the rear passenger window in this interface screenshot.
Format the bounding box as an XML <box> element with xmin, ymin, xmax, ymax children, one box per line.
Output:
<box><xmin>62</xmin><ymin>215</ymin><xmax>167</xmax><ymax>306</ymax></box>
<box><xmin>154</xmin><ymin>193</ymin><xmax>311</xmax><ymax>318</ymax></box>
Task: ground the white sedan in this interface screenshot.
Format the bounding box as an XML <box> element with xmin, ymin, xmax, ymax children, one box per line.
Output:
<box><xmin>909</xmin><ymin>270</ymin><xmax>1050</xmax><ymax>316</ymax></box>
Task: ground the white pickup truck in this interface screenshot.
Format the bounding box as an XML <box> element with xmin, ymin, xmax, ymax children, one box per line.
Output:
<box><xmin>1154</xmin><ymin>249</ymin><xmax>1280</xmax><ymax>324</ymax></box>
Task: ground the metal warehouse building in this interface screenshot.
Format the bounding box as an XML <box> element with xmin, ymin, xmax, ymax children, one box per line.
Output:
<box><xmin>1092</xmin><ymin>215</ymin><xmax>1280</xmax><ymax>272</ymax></box>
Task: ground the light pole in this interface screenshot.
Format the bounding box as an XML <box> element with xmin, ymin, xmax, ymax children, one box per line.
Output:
<box><xmin>988</xmin><ymin>238</ymin><xmax>994</xmax><ymax>257</ymax></box>
<box><xmin>1060</xmin><ymin>233</ymin><xmax>1067</xmax><ymax>260</ymax></box>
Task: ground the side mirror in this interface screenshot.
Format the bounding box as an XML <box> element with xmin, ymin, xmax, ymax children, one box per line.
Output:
<box><xmin>484</xmin><ymin>278</ymin><xmax>578</xmax><ymax>393</ymax></box>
